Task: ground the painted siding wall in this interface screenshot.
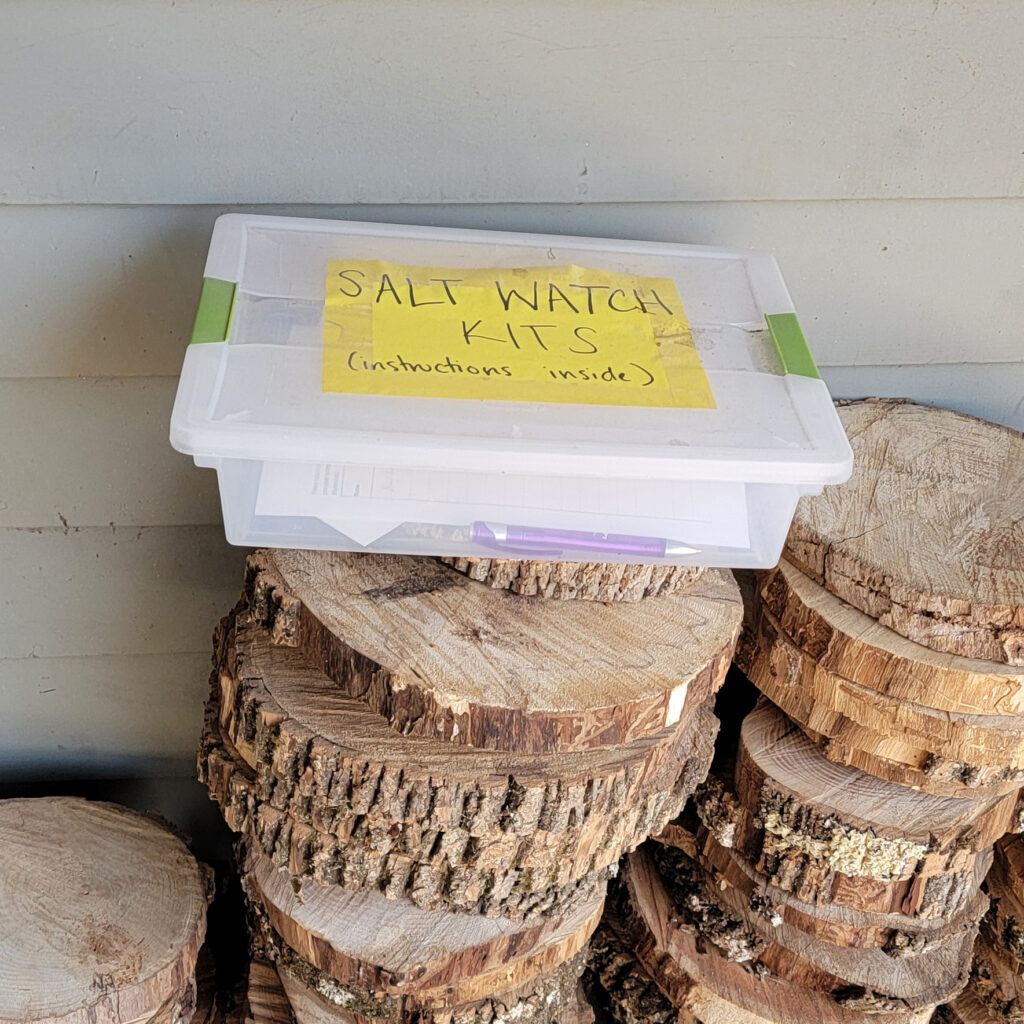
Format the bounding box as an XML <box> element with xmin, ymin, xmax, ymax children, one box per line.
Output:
<box><xmin>2</xmin><ymin>1</ymin><xmax>1023</xmax><ymax>795</ymax></box>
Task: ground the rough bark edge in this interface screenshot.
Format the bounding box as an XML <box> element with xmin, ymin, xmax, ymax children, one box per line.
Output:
<box><xmin>201</xmin><ymin>663</ymin><xmax>718</xmax><ymax>918</ymax></box>
<box><xmin>785</xmin><ymin>399</ymin><xmax>1024</xmax><ymax>668</ymax></box>
<box><xmin>438</xmin><ymin>558</ymin><xmax>706</xmax><ymax>603</ymax></box>
<box><xmin>760</xmin><ymin>562</ymin><xmax>1024</xmax><ymax>716</ymax></box>
<box><xmin>200</xmin><ymin>701</ymin><xmax>611</xmax><ymax>921</ymax></box>
<box><xmin>616</xmin><ymin>849</ymin><xmax>938</xmax><ymax>1024</ymax></box>
<box><xmin>241</xmin><ymin>843</ymin><xmax>603</xmax><ymax>1005</ymax></box>
<box><xmin>219</xmin><ymin>605</ymin><xmax>719</xmax><ymax>848</ymax></box>
<box><xmin>246</xmin><ymin>873</ymin><xmax>596</xmax><ymax>1018</ymax></box>
<box><xmin>691</xmin><ymin>774</ymin><xmax>985</xmax><ymax>920</ymax></box>
<box><xmin>656</xmin><ymin>816</ymin><xmax>988</xmax><ymax>956</ymax></box>
<box><xmin>740</xmin><ymin>604</ymin><xmax>1024</xmax><ymax>769</ymax></box>
<box><xmin>270</xmin><ymin>926</ymin><xmax>589</xmax><ymax>1024</ymax></box>
<box><xmin>245</xmin><ymin>552</ymin><xmax>740</xmax><ymax>755</ymax></box>
<box><xmin>734</xmin><ymin>629</ymin><xmax>1024</xmax><ymax>797</ymax></box>
<box><xmin>583</xmin><ymin>914</ymin><xmax>682</xmax><ymax>1024</ymax></box>
<box><xmin>733</xmin><ymin>707</ymin><xmax>1019</xmax><ymax>857</ymax></box>
<box><xmin>646</xmin><ymin>840</ymin><xmax>973</xmax><ymax>1009</ymax></box>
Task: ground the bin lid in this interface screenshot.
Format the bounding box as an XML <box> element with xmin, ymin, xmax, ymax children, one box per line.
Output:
<box><xmin>170</xmin><ymin>214</ymin><xmax>852</xmax><ymax>485</ymax></box>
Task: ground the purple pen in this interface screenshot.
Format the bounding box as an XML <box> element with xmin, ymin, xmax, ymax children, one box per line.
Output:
<box><xmin>471</xmin><ymin>521</ymin><xmax>697</xmax><ymax>558</ymax></box>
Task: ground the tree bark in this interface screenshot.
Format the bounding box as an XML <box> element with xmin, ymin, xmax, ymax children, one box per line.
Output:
<box><xmin>438</xmin><ymin>557</ymin><xmax>705</xmax><ymax>602</ymax></box>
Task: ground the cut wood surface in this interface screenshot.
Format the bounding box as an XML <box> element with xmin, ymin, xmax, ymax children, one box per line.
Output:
<box><xmin>786</xmin><ymin>400</ymin><xmax>1024</xmax><ymax>666</ymax></box>
<box><xmin>738</xmin><ymin>619</ymin><xmax>1024</xmax><ymax>797</ymax></box>
<box><xmin>801</xmin><ymin>722</ymin><xmax>1023</xmax><ymax>799</ymax></box>
<box><xmin>617</xmin><ymin>849</ymin><xmax>934</xmax><ymax>1024</ymax></box>
<box><xmin>693</xmin><ymin>774</ymin><xmax>990</xmax><ymax>919</ymax></box>
<box><xmin>0</xmin><ymin>797</ymin><xmax>209</xmax><ymax>1024</ymax></box>
<box><xmin>246</xmin><ymin>550</ymin><xmax>741</xmax><ymax>754</ymax></box>
<box><xmin>737</xmin><ymin>698</ymin><xmax>1019</xmax><ymax>855</ymax></box>
<box><xmin>242</xmin><ymin>844</ymin><xmax>601</xmax><ymax>1010</ymax></box>
<box><xmin>762</xmin><ymin>560</ymin><xmax>1024</xmax><ymax>716</ymax></box>
<box><xmin>647</xmin><ymin>840</ymin><xmax>972</xmax><ymax>1008</ymax></box>
<box><xmin>274</xmin><ymin>947</ymin><xmax>588</xmax><ymax>1024</ymax></box>
<box><xmin>742</xmin><ymin>605</ymin><xmax>1024</xmax><ymax>769</ymax></box>
<box><xmin>659</xmin><ymin>818</ymin><xmax>988</xmax><ymax>953</ymax></box>
<box><xmin>216</xmin><ymin>606</ymin><xmax>718</xmax><ymax>880</ymax></box>
<box><xmin>438</xmin><ymin>557</ymin><xmax>706</xmax><ymax>602</ymax></box>
<box><xmin>245</xmin><ymin>960</ymin><xmax>295</xmax><ymax>1024</ymax></box>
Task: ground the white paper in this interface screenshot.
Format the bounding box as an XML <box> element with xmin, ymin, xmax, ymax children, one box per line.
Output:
<box><xmin>255</xmin><ymin>461</ymin><xmax>750</xmax><ymax>550</ymax></box>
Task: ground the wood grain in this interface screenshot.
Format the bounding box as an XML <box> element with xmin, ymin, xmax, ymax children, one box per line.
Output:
<box><xmin>736</xmin><ymin>699</ymin><xmax>1019</xmax><ymax>857</ymax></box>
<box><xmin>787</xmin><ymin>400</ymin><xmax>1024</xmax><ymax>665</ymax></box>
<box><xmin>247</xmin><ymin>550</ymin><xmax>740</xmax><ymax>754</ymax></box>
<box><xmin>761</xmin><ymin>560</ymin><xmax>1024</xmax><ymax>716</ymax></box>
<box><xmin>647</xmin><ymin>840</ymin><xmax>972</xmax><ymax>1008</ymax></box>
<box><xmin>273</xmin><ymin>945</ymin><xmax>589</xmax><ymax>1024</ymax></box>
<box><xmin>245</xmin><ymin>960</ymin><xmax>295</xmax><ymax>1024</ymax></box>
<box><xmin>0</xmin><ymin>798</ymin><xmax>209</xmax><ymax>1024</ymax></box>
<box><xmin>616</xmin><ymin>848</ymin><xmax>934</xmax><ymax>1024</ymax></box>
<box><xmin>214</xmin><ymin>604</ymin><xmax>717</xmax><ymax>878</ymax></box>
<box><xmin>660</xmin><ymin>818</ymin><xmax>988</xmax><ymax>953</ymax></box>
<box><xmin>438</xmin><ymin>557</ymin><xmax>705</xmax><ymax>602</ymax></box>
<box><xmin>242</xmin><ymin>843</ymin><xmax>601</xmax><ymax>1010</ymax></box>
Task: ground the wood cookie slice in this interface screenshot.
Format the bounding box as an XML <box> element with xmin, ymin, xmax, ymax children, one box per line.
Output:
<box><xmin>202</xmin><ymin>703</ymin><xmax>609</xmax><ymax>921</ymax></box>
<box><xmin>616</xmin><ymin>848</ymin><xmax>934</xmax><ymax>1024</ymax></box>
<box><xmin>786</xmin><ymin>399</ymin><xmax>1024</xmax><ymax>666</ymax></box>
<box><xmin>737</xmin><ymin>608</ymin><xmax>1024</xmax><ymax>796</ymax></box>
<box><xmin>736</xmin><ymin>699</ymin><xmax>1019</xmax><ymax>860</ymax></box>
<box><xmin>246</xmin><ymin>960</ymin><xmax>295</xmax><ymax>1024</ymax></box>
<box><xmin>0</xmin><ymin>797</ymin><xmax>209</xmax><ymax>1024</ymax></box>
<box><xmin>658</xmin><ymin>817</ymin><xmax>988</xmax><ymax>954</ymax></box>
<box><xmin>217</xmin><ymin>606</ymin><xmax>718</xmax><ymax>876</ymax></box>
<box><xmin>800</xmin><ymin>722</ymin><xmax>1024</xmax><ymax>799</ymax></box>
<box><xmin>762</xmin><ymin>560</ymin><xmax>1024</xmax><ymax>716</ymax></box>
<box><xmin>646</xmin><ymin>840</ymin><xmax>973</xmax><ymax>1009</ymax></box>
<box><xmin>439</xmin><ymin>557</ymin><xmax>705</xmax><ymax>602</ymax></box>
<box><xmin>743</xmin><ymin>605</ymin><xmax>1024</xmax><ymax>770</ymax></box>
<box><xmin>270</xmin><ymin>937</ymin><xmax>589</xmax><ymax>1024</ymax></box>
<box><xmin>690</xmin><ymin>774</ymin><xmax>991</xmax><ymax>921</ymax></box>
<box><xmin>242</xmin><ymin>843</ymin><xmax>601</xmax><ymax>1013</ymax></box>
<box><xmin>245</xmin><ymin>550</ymin><xmax>740</xmax><ymax>754</ymax></box>
<box><xmin>205</xmin><ymin>609</ymin><xmax>718</xmax><ymax>918</ymax></box>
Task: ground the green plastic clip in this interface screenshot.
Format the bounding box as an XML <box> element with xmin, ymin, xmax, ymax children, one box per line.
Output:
<box><xmin>765</xmin><ymin>313</ymin><xmax>820</xmax><ymax>379</ymax></box>
<box><xmin>190</xmin><ymin>277</ymin><xmax>237</xmax><ymax>344</ymax></box>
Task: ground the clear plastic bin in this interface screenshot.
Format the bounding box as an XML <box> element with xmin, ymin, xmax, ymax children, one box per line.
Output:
<box><xmin>170</xmin><ymin>215</ymin><xmax>852</xmax><ymax>567</ymax></box>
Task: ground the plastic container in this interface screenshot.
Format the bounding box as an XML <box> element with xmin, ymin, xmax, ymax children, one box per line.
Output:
<box><xmin>170</xmin><ymin>214</ymin><xmax>852</xmax><ymax>567</ymax></box>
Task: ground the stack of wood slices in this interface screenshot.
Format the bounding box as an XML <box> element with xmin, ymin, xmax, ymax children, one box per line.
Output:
<box><xmin>198</xmin><ymin>549</ymin><xmax>742</xmax><ymax>1023</ymax></box>
<box><xmin>947</xmin><ymin>833</ymin><xmax>1024</xmax><ymax>1024</ymax></box>
<box><xmin>0</xmin><ymin>797</ymin><xmax>211</xmax><ymax>1024</ymax></box>
<box><xmin>588</xmin><ymin>400</ymin><xmax>1024</xmax><ymax>1024</ymax></box>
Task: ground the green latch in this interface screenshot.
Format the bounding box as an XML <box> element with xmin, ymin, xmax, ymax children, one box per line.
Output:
<box><xmin>765</xmin><ymin>313</ymin><xmax>820</xmax><ymax>379</ymax></box>
<box><xmin>190</xmin><ymin>277</ymin><xmax>237</xmax><ymax>344</ymax></box>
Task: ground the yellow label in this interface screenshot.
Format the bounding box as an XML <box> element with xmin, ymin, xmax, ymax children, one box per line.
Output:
<box><xmin>322</xmin><ymin>261</ymin><xmax>714</xmax><ymax>408</ymax></box>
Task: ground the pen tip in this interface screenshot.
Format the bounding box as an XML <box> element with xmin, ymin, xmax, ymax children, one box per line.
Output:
<box><xmin>664</xmin><ymin>542</ymin><xmax>699</xmax><ymax>556</ymax></box>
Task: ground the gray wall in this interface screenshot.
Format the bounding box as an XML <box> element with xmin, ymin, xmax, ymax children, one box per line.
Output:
<box><xmin>2</xmin><ymin>1</ymin><xmax>1022</xmax><ymax>832</ymax></box>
